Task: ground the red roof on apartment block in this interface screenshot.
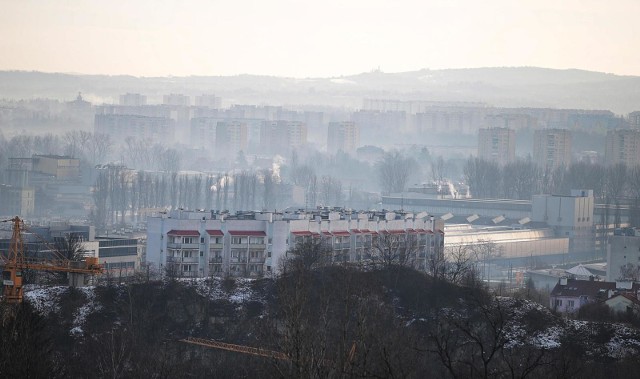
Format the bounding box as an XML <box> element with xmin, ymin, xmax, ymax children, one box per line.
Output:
<box><xmin>228</xmin><ymin>230</ymin><xmax>267</xmax><ymax>236</ymax></box>
<box><xmin>332</xmin><ymin>231</ymin><xmax>351</xmax><ymax>236</ymax></box>
<box><xmin>389</xmin><ymin>230</ymin><xmax>407</xmax><ymax>235</ymax></box>
<box><xmin>206</xmin><ymin>230</ymin><xmax>224</xmax><ymax>236</ymax></box>
<box><xmin>350</xmin><ymin>229</ymin><xmax>362</xmax><ymax>234</ymax></box>
<box><xmin>291</xmin><ymin>231</ymin><xmax>313</xmax><ymax>236</ymax></box>
<box><xmin>167</xmin><ymin>230</ymin><xmax>200</xmax><ymax>236</ymax></box>
<box><xmin>322</xmin><ymin>231</ymin><xmax>333</xmax><ymax>236</ymax></box>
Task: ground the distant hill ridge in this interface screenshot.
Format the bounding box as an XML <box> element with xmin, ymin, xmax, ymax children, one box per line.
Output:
<box><xmin>1</xmin><ymin>67</ymin><xmax>639</xmax><ymax>113</ymax></box>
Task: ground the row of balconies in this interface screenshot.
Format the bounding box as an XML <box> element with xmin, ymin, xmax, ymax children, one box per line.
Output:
<box><xmin>166</xmin><ymin>256</ymin><xmax>200</xmax><ymax>264</ymax></box>
<box><xmin>227</xmin><ymin>257</ymin><xmax>266</xmax><ymax>264</ymax></box>
<box><xmin>167</xmin><ymin>242</ymin><xmax>267</xmax><ymax>249</ymax></box>
<box><xmin>167</xmin><ymin>242</ymin><xmax>199</xmax><ymax>249</ymax></box>
<box><xmin>231</xmin><ymin>243</ymin><xmax>267</xmax><ymax>249</ymax></box>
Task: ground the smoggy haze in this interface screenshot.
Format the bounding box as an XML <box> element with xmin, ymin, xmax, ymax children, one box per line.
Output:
<box><xmin>1</xmin><ymin>0</ymin><xmax>639</xmax><ymax>78</ymax></box>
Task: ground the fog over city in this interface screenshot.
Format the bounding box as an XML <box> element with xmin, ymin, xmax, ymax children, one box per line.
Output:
<box><xmin>2</xmin><ymin>2</ymin><xmax>640</xmax><ymax>378</ymax></box>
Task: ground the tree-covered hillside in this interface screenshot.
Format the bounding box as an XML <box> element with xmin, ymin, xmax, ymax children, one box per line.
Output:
<box><xmin>2</xmin><ymin>265</ymin><xmax>640</xmax><ymax>378</ymax></box>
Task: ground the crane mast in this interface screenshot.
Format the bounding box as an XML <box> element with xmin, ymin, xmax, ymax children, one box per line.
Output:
<box><xmin>2</xmin><ymin>217</ymin><xmax>26</xmax><ymax>303</ymax></box>
<box><xmin>1</xmin><ymin>216</ymin><xmax>103</xmax><ymax>303</ymax></box>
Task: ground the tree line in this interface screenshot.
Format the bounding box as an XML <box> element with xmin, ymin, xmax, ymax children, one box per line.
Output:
<box><xmin>464</xmin><ymin>157</ymin><xmax>640</xmax><ymax>204</ymax></box>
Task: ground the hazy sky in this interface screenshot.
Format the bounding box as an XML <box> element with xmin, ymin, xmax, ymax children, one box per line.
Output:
<box><xmin>1</xmin><ymin>0</ymin><xmax>639</xmax><ymax>78</ymax></box>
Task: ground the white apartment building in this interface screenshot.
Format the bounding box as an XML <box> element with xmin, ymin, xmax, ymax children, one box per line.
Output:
<box><xmin>146</xmin><ymin>209</ymin><xmax>445</xmax><ymax>278</ymax></box>
<box><xmin>607</xmin><ymin>229</ymin><xmax>640</xmax><ymax>281</ymax></box>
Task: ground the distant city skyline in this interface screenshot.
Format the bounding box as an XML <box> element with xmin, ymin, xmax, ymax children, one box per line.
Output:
<box><xmin>1</xmin><ymin>0</ymin><xmax>639</xmax><ymax>78</ymax></box>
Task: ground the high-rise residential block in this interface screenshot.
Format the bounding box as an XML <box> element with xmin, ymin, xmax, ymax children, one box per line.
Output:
<box><xmin>327</xmin><ymin>121</ymin><xmax>360</xmax><ymax>155</ymax></box>
<box><xmin>195</xmin><ymin>94</ymin><xmax>222</xmax><ymax>108</ymax></box>
<box><xmin>605</xmin><ymin>129</ymin><xmax>640</xmax><ymax>166</ymax></box>
<box><xmin>629</xmin><ymin>111</ymin><xmax>640</xmax><ymax>129</ymax></box>
<box><xmin>260</xmin><ymin>120</ymin><xmax>307</xmax><ymax>156</ymax></box>
<box><xmin>216</xmin><ymin>121</ymin><xmax>248</xmax><ymax>157</ymax></box>
<box><xmin>533</xmin><ymin>129</ymin><xmax>572</xmax><ymax>170</ymax></box>
<box><xmin>477</xmin><ymin>127</ymin><xmax>515</xmax><ymax>165</ymax></box>
<box><xmin>119</xmin><ymin>93</ymin><xmax>147</xmax><ymax>107</ymax></box>
<box><xmin>163</xmin><ymin>93</ymin><xmax>191</xmax><ymax>107</ymax></box>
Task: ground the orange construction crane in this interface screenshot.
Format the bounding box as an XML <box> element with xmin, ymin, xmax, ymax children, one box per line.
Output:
<box><xmin>0</xmin><ymin>216</ymin><xmax>103</xmax><ymax>303</ymax></box>
<box><xmin>180</xmin><ymin>336</ymin><xmax>356</xmax><ymax>368</ymax></box>
<box><xmin>180</xmin><ymin>337</ymin><xmax>288</xmax><ymax>360</ymax></box>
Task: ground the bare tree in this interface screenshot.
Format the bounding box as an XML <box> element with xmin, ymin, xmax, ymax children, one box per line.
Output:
<box><xmin>431</xmin><ymin>155</ymin><xmax>445</xmax><ymax>184</ymax></box>
<box><xmin>470</xmin><ymin>239</ymin><xmax>503</xmax><ymax>284</ymax></box>
<box><xmin>90</xmin><ymin>132</ymin><xmax>113</xmax><ymax>165</ymax></box>
<box><xmin>318</xmin><ymin>175</ymin><xmax>342</xmax><ymax>207</ymax></box>
<box><xmin>619</xmin><ymin>262</ymin><xmax>640</xmax><ymax>281</ymax></box>
<box><xmin>430</xmin><ymin>294</ymin><xmax>511</xmax><ymax>379</ymax></box>
<box><xmin>376</xmin><ymin>151</ymin><xmax>417</xmax><ymax>195</ymax></box>
<box><xmin>440</xmin><ymin>244</ymin><xmax>477</xmax><ymax>285</ymax></box>
<box><xmin>370</xmin><ymin>233</ymin><xmax>418</xmax><ymax>269</ymax></box>
<box><xmin>464</xmin><ymin>157</ymin><xmax>501</xmax><ymax>198</ymax></box>
<box><xmin>281</xmin><ymin>238</ymin><xmax>331</xmax><ymax>272</ymax></box>
<box><xmin>502</xmin><ymin>158</ymin><xmax>540</xmax><ymax>200</ymax></box>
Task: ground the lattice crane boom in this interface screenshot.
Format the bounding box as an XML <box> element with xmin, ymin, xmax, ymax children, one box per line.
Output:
<box><xmin>1</xmin><ymin>216</ymin><xmax>103</xmax><ymax>303</ymax></box>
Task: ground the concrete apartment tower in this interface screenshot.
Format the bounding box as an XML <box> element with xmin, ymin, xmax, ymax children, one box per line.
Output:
<box><xmin>605</xmin><ymin>129</ymin><xmax>640</xmax><ymax>166</ymax></box>
<box><xmin>533</xmin><ymin>128</ymin><xmax>572</xmax><ymax>170</ymax></box>
<box><xmin>327</xmin><ymin>121</ymin><xmax>360</xmax><ymax>155</ymax></box>
<box><xmin>477</xmin><ymin>127</ymin><xmax>515</xmax><ymax>166</ymax></box>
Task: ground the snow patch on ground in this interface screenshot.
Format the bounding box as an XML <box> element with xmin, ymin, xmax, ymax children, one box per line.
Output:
<box><xmin>184</xmin><ymin>277</ymin><xmax>259</xmax><ymax>304</ymax></box>
<box><xmin>531</xmin><ymin>326</ymin><xmax>562</xmax><ymax>349</ymax></box>
<box><xmin>24</xmin><ymin>285</ymin><xmax>67</xmax><ymax>315</ymax></box>
<box><xmin>70</xmin><ymin>287</ymin><xmax>101</xmax><ymax>336</ymax></box>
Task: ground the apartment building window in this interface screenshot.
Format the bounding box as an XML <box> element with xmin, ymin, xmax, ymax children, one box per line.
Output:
<box><xmin>567</xmin><ymin>300</ymin><xmax>575</xmax><ymax>308</ymax></box>
<box><xmin>183</xmin><ymin>237</ymin><xmax>196</xmax><ymax>244</ymax></box>
<box><xmin>211</xmin><ymin>237</ymin><xmax>223</xmax><ymax>244</ymax></box>
<box><xmin>249</xmin><ymin>237</ymin><xmax>264</xmax><ymax>244</ymax></box>
<box><xmin>232</xmin><ymin>237</ymin><xmax>247</xmax><ymax>244</ymax></box>
<box><xmin>555</xmin><ymin>299</ymin><xmax>563</xmax><ymax>307</ymax></box>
